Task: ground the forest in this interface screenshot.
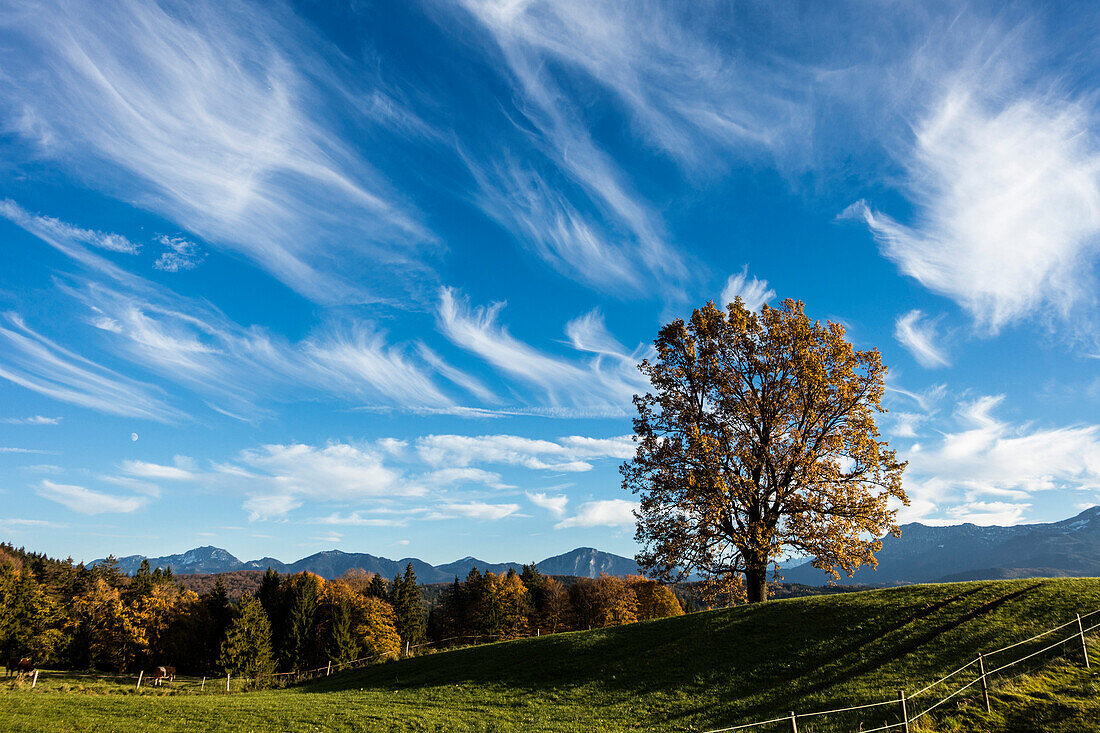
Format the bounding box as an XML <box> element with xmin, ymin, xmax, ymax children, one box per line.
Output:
<box><xmin>0</xmin><ymin>542</ymin><xmax>684</xmax><ymax>678</ymax></box>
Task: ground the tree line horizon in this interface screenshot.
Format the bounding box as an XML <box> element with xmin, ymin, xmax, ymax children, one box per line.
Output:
<box><xmin>0</xmin><ymin>541</ymin><xmax>685</xmax><ymax>676</ymax></box>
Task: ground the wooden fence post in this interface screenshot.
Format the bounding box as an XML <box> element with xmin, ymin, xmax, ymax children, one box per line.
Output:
<box><xmin>788</xmin><ymin>711</ymin><xmax>798</xmax><ymax>733</ymax></box>
<box><xmin>327</xmin><ymin>661</ymin><xmax>332</xmax><ymax>677</ymax></box>
<box><xmin>136</xmin><ymin>669</ymin><xmax>143</xmax><ymax>689</ymax></box>
<box><xmin>978</xmin><ymin>653</ymin><xmax>991</xmax><ymax>713</ymax></box>
<box><xmin>405</xmin><ymin>640</ymin><xmax>410</xmax><ymax>658</ymax></box>
<box><xmin>1078</xmin><ymin>614</ymin><xmax>1091</xmax><ymax>669</ymax></box>
<box><xmin>201</xmin><ymin>676</ymin><xmax>205</xmax><ymax>691</ymax></box>
<box><xmin>899</xmin><ymin>689</ymin><xmax>909</xmax><ymax>733</ymax></box>
<box><xmin>31</xmin><ymin>670</ymin><xmax>39</xmax><ymax>689</ymax></box>
<box><xmin>226</xmin><ymin>672</ymin><xmax>231</xmax><ymax>692</ymax></box>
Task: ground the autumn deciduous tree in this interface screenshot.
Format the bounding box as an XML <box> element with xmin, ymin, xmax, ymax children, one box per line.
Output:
<box><xmin>627</xmin><ymin>576</ymin><xmax>683</xmax><ymax>621</ymax></box>
<box><xmin>622</xmin><ymin>298</ymin><xmax>908</xmax><ymax>603</ymax></box>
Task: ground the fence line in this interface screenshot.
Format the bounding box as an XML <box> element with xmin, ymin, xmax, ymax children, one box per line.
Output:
<box><xmin>701</xmin><ymin>607</ymin><xmax>1098</xmax><ymax>733</ymax></box>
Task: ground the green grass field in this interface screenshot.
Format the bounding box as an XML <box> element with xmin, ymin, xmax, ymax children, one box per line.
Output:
<box><xmin>3</xmin><ymin>578</ymin><xmax>1099</xmax><ymax>732</ymax></box>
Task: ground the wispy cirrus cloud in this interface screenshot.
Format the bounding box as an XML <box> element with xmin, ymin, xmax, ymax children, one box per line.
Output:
<box><xmin>720</xmin><ymin>266</ymin><xmax>775</xmax><ymax>312</ymax></box>
<box><xmin>462</xmin><ymin>153</ymin><xmax>654</xmax><ymax>291</ymax></box>
<box><xmin>416</xmin><ymin>433</ymin><xmax>633</xmax><ymax>472</ymax></box>
<box><xmin>309</xmin><ymin>512</ymin><xmax>409</xmax><ymax>528</ymax></box>
<box><xmin>0</xmin><ymin>199</ymin><xmax>139</xmax><ymax>256</ymax></box>
<box><xmin>65</xmin><ymin>278</ymin><xmax>465</xmax><ymax>415</ymax></box>
<box><xmin>36</xmin><ymin>479</ymin><xmax>147</xmax><ymax>515</ymax></box>
<box><xmin>1</xmin><ymin>0</ymin><xmax>433</xmax><ymax>304</ymax></box>
<box><xmin>457</xmin><ymin>1</ymin><xmax>814</xmax><ymax>168</ymax></box>
<box><xmin>431</xmin><ymin>501</ymin><xmax>521</xmax><ymax>521</ymax></box>
<box><xmin>0</xmin><ymin>415</ymin><xmax>62</xmax><ymax>425</ymax></box>
<box><xmin>900</xmin><ymin>394</ymin><xmax>1100</xmax><ymax>524</ymax></box>
<box><xmin>0</xmin><ymin>199</ymin><xmax>141</xmax><ymax>286</ymax></box>
<box><xmin>0</xmin><ymin>312</ymin><xmax>181</xmax><ymax>421</ymax></box>
<box><xmin>846</xmin><ymin>82</ymin><xmax>1100</xmax><ymax>334</ymax></box>
<box><xmin>119</xmin><ymin>459</ymin><xmax>196</xmax><ymax>481</ymax></box>
<box><xmin>438</xmin><ymin>288</ymin><xmax>649</xmax><ymax>414</ymax></box>
<box><xmin>894</xmin><ymin>310</ymin><xmax>950</xmax><ymax>369</ymax></box>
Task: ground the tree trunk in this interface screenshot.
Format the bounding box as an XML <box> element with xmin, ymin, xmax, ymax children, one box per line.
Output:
<box><xmin>745</xmin><ymin>562</ymin><xmax>768</xmax><ymax>603</ymax></box>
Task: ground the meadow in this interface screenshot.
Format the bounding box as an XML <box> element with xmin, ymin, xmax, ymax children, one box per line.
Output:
<box><xmin>3</xmin><ymin>578</ymin><xmax>1099</xmax><ymax>732</ymax></box>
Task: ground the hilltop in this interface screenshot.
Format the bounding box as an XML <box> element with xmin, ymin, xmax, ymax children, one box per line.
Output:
<box><xmin>5</xmin><ymin>578</ymin><xmax>1099</xmax><ymax>731</ymax></box>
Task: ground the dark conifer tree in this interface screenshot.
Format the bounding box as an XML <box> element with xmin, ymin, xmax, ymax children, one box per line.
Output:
<box><xmin>219</xmin><ymin>594</ymin><xmax>275</xmax><ymax>680</ymax></box>
<box><xmin>367</xmin><ymin>574</ymin><xmax>388</xmax><ymax>599</ymax></box>
<box><xmin>393</xmin><ymin>564</ymin><xmax>424</xmax><ymax>648</ymax></box>
<box><xmin>283</xmin><ymin>575</ymin><xmax>321</xmax><ymax>671</ymax></box>
<box><xmin>326</xmin><ymin>600</ymin><xmax>358</xmax><ymax>666</ymax></box>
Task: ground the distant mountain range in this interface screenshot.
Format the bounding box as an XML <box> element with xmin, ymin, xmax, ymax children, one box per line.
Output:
<box><xmin>94</xmin><ymin>507</ymin><xmax>1100</xmax><ymax>586</ymax></box>
<box><xmin>94</xmin><ymin>546</ymin><xmax>640</xmax><ymax>583</ymax></box>
<box><xmin>782</xmin><ymin>506</ymin><xmax>1100</xmax><ymax>585</ymax></box>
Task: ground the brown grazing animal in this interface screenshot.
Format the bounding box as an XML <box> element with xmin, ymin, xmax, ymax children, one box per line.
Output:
<box><xmin>147</xmin><ymin>665</ymin><xmax>176</xmax><ymax>686</ymax></box>
<box><xmin>6</xmin><ymin>657</ymin><xmax>33</xmax><ymax>676</ymax></box>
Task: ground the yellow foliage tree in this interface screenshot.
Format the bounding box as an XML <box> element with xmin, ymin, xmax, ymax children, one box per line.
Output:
<box><xmin>623</xmin><ymin>299</ymin><xmax>908</xmax><ymax>603</ymax></box>
<box><xmin>356</xmin><ymin>596</ymin><xmax>401</xmax><ymax>661</ymax></box>
<box><xmin>69</xmin><ymin>578</ymin><xmax>146</xmax><ymax>670</ymax></box>
<box><xmin>627</xmin><ymin>576</ymin><xmax>683</xmax><ymax>621</ymax></box>
<box><xmin>493</xmin><ymin>571</ymin><xmax>530</xmax><ymax>640</ymax></box>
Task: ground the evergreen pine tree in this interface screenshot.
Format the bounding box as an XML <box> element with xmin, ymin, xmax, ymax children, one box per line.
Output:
<box><xmin>93</xmin><ymin>556</ymin><xmax>125</xmax><ymax>588</ymax></box>
<box><xmin>393</xmin><ymin>563</ymin><xmax>424</xmax><ymax>648</ymax></box>
<box><xmin>205</xmin><ymin>577</ymin><xmax>232</xmax><ymax>668</ymax></box>
<box><xmin>326</xmin><ymin>600</ymin><xmax>358</xmax><ymax>666</ymax></box>
<box><xmin>257</xmin><ymin>568</ymin><xmax>281</xmax><ymax>618</ymax></box>
<box><xmin>367</xmin><ymin>574</ymin><xmax>388</xmax><ymax>599</ymax></box>
<box><xmin>219</xmin><ymin>594</ymin><xmax>275</xmax><ymax>680</ymax></box>
<box><xmin>283</xmin><ymin>574</ymin><xmax>320</xmax><ymax>671</ymax></box>
<box><xmin>128</xmin><ymin>559</ymin><xmax>153</xmax><ymax>601</ymax></box>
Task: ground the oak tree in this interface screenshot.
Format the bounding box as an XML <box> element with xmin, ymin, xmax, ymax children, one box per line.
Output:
<box><xmin>622</xmin><ymin>298</ymin><xmax>907</xmax><ymax>603</ymax></box>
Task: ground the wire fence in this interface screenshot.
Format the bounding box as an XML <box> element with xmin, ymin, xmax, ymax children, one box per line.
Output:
<box><xmin>4</xmin><ymin>630</ymin><xmax>526</xmax><ymax>692</ymax></box>
<box><xmin>702</xmin><ymin>608</ymin><xmax>1100</xmax><ymax>733</ymax></box>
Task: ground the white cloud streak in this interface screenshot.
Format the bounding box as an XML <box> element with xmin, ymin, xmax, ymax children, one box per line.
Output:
<box><xmin>62</xmin><ymin>279</ymin><xmax>459</xmax><ymax>415</ymax></box>
<box><xmin>2</xmin><ymin>0</ymin><xmax>433</xmax><ymax>304</ymax></box>
<box><xmin>434</xmin><ymin>501</ymin><xmax>521</xmax><ymax>521</ymax></box>
<box><xmin>894</xmin><ymin>310</ymin><xmax>950</xmax><ymax>369</ymax></box>
<box><xmin>0</xmin><ymin>312</ymin><xmax>181</xmax><ymax>421</ymax></box>
<box><xmin>438</xmin><ymin>288</ymin><xmax>649</xmax><ymax>413</ymax></box>
<box><xmin>900</xmin><ymin>394</ymin><xmax>1100</xmax><ymax>524</ymax></box>
<box><xmin>0</xmin><ymin>199</ymin><xmax>138</xmax><ymax>255</ymax></box>
<box><xmin>0</xmin><ymin>415</ymin><xmax>62</xmax><ymax>425</ymax></box>
<box><xmin>846</xmin><ymin>85</ymin><xmax>1100</xmax><ymax>333</ymax></box>
<box><xmin>526</xmin><ymin>491</ymin><xmax>568</xmax><ymax>516</ymax></box>
<box><xmin>555</xmin><ymin>498</ymin><xmax>638</xmax><ymax>529</ymax></box>
<box><xmin>36</xmin><ymin>479</ymin><xmax>147</xmax><ymax>514</ymax></box>
<box><xmin>416</xmin><ymin>433</ymin><xmax>633</xmax><ymax>472</ymax></box>
<box><xmin>720</xmin><ymin>266</ymin><xmax>776</xmax><ymax>312</ymax></box>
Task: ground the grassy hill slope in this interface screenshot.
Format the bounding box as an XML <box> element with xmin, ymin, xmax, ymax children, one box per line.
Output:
<box><xmin>4</xmin><ymin>578</ymin><xmax>1100</xmax><ymax>732</ymax></box>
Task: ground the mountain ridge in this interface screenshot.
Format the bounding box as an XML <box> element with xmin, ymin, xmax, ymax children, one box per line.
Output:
<box><xmin>91</xmin><ymin>506</ymin><xmax>1100</xmax><ymax>585</ymax></box>
<box><xmin>782</xmin><ymin>505</ymin><xmax>1100</xmax><ymax>585</ymax></box>
<box><xmin>93</xmin><ymin>545</ymin><xmax>640</xmax><ymax>582</ymax></box>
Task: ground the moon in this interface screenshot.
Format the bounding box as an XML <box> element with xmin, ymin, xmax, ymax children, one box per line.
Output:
<box><xmin>131</xmin><ymin>432</ymin><xmax>139</xmax><ymax>442</ymax></box>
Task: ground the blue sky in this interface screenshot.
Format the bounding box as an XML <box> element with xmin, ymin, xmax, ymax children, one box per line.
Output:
<box><xmin>2</xmin><ymin>0</ymin><xmax>1100</xmax><ymax>566</ymax></box>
